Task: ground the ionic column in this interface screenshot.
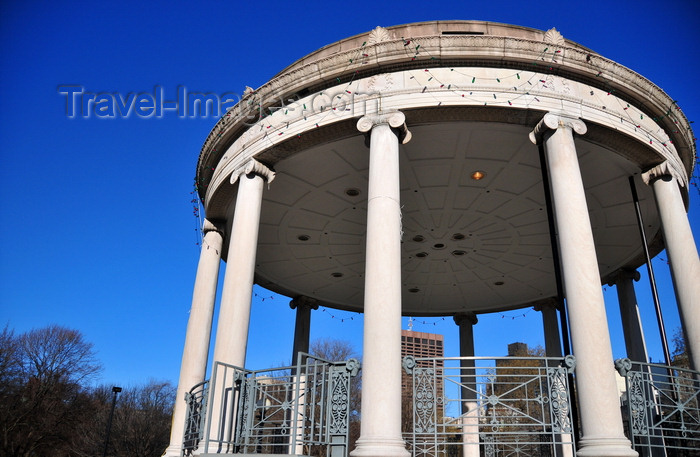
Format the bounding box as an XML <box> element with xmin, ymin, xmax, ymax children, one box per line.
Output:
<box><xmin>534</xmin><ymin>302</ymin><xmax>563</xmax><ymax>358</ymax></box>
<box><xmin>453</xmin><ymin>313</ymin><xmax>479</xmax><ymax>457</ymax></box>
<box><xmin>609</xmin><ymin>269</ymin><xmax>649</xmax><ymax>363</ymax></box>
<box><xmin>212</xmin><ymin>159</ymin><xmax>274</xmax><ymax>368</ymax></box>
<box><xmin>351</xmin><ymin>111</ymin><xmax>411</xmax><ymax>457</ymax></box>
<box><xmin>530</xmin><ymin>113</ymin><xmax>636</xmax><ymax>457</ymax></box>
<box><xmin>643</xmin><ymin>162</ymin><xmax>700</xmax><ymax>370</ymax></box>
<box><xmin>289</xmin><ymin>296</ymin><xmax>319</xmax><ymax>366</ymax></box>
<box><xmin>207</xmin><ymin>159</ymin><xmax>274</xmax><ymax>450</ymax></box>
<box><xmin>164</xmin><ymin>220</ymin><xmax>224</xmax><ymax>457</ymax></box>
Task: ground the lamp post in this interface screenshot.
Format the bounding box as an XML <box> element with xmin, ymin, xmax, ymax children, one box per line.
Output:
<box><xmin>102</xmin><ymin>386</ymin><xmax>122</xmax><ymax>457</ymax></box>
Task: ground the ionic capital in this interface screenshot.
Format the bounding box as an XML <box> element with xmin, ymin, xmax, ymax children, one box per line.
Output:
<box><xmin>357</xmin><ymin>111</ymin><xmax>412</xmax><ymax>144</ymax></box>
<box><xmin>230</xmin><ymin>159</ymin><xmax>276</xmax><ymax>185</ymax></box>
<box><xmin>453</xmin><ymin>312</ymin><xmax>478</xmax><ymax>327</ymax></box>
<box><xmin>529</xmin><ymin>112</ymin><xmax>587</xmax><ymax>145</ymax></box>
<box><xmin>202</xmin><ymin>219</ymin><xmax>225</xmax><ymax>235</ymax></box>
<box><xmin>607</xmin><ymin>268</ymin><xmax>641</xmax><ymax>287</ymax></box>
<box><xmin>289</xmin><ymin>296</ymin><xmax>320</xmax><ymax>311</ymax></box>
<box><xmin>641</xmin><ymin>161</ymin><xmax>686</xmax><ymax>188</ymax></box>
<box><xmin>533</xmin><ymin>298</ymin><xmax>560</xmax><ymax>312</ymax></box>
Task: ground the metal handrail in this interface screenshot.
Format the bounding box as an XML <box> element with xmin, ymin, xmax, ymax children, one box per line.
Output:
<box><xmin>402</xmin><ymin>355</ymin><xmax>577</xmax><ymax>457</ymax></box>
<box><xmin>182</xmin><ymin>380</ymin><xmax>209</xmax><ymax>456</ymax></box>
<box><xmin>615</xmin><ymin>358</ymin><xmax>700</xmax><ymax>456</ymax></box>
<box><xmin>185</xmin><ymin>353</ymin><xmax>359</xmax><ymax>456</ymax></box>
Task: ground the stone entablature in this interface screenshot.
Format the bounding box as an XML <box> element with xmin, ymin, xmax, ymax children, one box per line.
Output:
<box><xmin>203</xmin><ymin>66</ymin><xmax>686</xmax><ymax>216</ymax></box>
<box><xmin>196</xmin><ymin>24</ymin><xmax>695</xmax><ymax>198</ymax></box>
<box><xmin>274</xmin><ymin>22</ymin><xmax>589</xmax><ymax>75</ymax></box>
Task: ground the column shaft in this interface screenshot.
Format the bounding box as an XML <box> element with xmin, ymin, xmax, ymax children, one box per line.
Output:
<box><xmin>164</xmin><ymin>225</ymin><xmax>223</xmax><ymax>457</ymax></box>
<box><xmin>613</xmin><ymin>270</ymin><xmax>649</xmax><ymax>363</ymax></box>
<box><xmin>531</xmin><ymin>113</ymin><xmax>636</xmax><ymax>457</ymax></box>
<box><xmin>454</xmin><ymin>314</ymin><xmax>478</xmax><ymax>457</ymax></box>
<box><xmin>454</xmin><ymin>313</ymin><xmax>478</xmax><ymax>405</ymax></box>
<box><xmin>289</xmin><ymin>297</ymin><xmax>317</xmax><ymax>455</ymax></box>
<box><xmin>351</xmin><ymin>112</ymin><xmax>410</xmax><ymax>457</ymax></box>
<box><xmin>645</xmin><ymin>167</ymin><xmax>700</xmax><ymax>370</ymax></box>
<box><xmin>538</xmin><ymin>304</ymin><xmax>563</xmax><ymax>358</ymax></box>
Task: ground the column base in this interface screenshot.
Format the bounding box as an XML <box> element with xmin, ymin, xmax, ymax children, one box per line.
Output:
<box><xmin>350</xmin><ymin>436</ymin><xmax>410</xmax><ymax>457</ymax></box>
<box><xmin>576</xmin><ymin>436</ymin><xmax>637</xmax><ymax>457</ymax></box>
<box><xmin>161</xmin><ymin>443</ymin><xmax>182</xmax><ymax>457</ymax></box>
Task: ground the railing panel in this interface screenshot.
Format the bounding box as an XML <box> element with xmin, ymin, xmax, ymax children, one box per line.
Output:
<box><xmin>182</xmin><ymin>381</ymin><xmax>209</xmax><ymax>456</ymax></box>
<box><xmin>402</xmin><ymin>355</ymin><xmax>576</xmax><ymax>457</ymax></box>
<box><xmin>183</xmin><ymin>354</ymin><xmax>359</xmax><ymax>456</ymax></box>
<box><xmin>616</xmin><ymin>358</ymin><xmax>700</xmax><ymax>456</ymax></box>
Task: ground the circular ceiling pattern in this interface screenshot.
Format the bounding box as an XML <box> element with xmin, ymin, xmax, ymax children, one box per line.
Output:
<box><xmin>254</xmin><ymin>121</ymin><xmax>658</xmax><ymax>314</ymax></box>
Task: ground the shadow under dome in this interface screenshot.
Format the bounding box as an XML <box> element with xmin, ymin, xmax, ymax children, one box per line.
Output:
<box><xmin>251</xmin><ymin>121</ymin><xmax>660</xmax><ymax>315</ymax></box>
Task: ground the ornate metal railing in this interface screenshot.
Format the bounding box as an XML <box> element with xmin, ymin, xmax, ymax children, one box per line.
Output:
<box><xmin>183</xmin><ymin>380</ymin><xmax>209</xmax><ymax>455</ymax></box>
<box><xmin>402</xmin><ymin>355</ymin><xmax>577</xmax><ymax>457</ymax></box>
<box><xmin>615</xmin><ymin>358</ymin><xmax>700</xmax><ymax>456</ymax></box>
<box><xmin>183</xmin><ymin>353</ymin><xmax>360</xmax><ymax>456</ymax></box>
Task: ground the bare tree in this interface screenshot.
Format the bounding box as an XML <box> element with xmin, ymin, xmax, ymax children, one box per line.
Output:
<box><xmin>0</xmin><ymin>326</ymin><xmax>21</xmax><ymax>394</ymax></box>
<box><xmin>18</xmin><ymin>325</ymin><xmax>101</xmax><ymax>384</ymax></box>
<box><xmin>0</xmin><ymin>325</ymin><xmax>102</xmax><ymax>457</ymax></box>
<box><xmin>108</xmin><ymin>381</ymin><xmax>176</xmax><ymax>457</ymax></box>
<box><xmin>310</xmin><ymin>338</ymin><xmax>358</xmax><ymax>363</ymax></box>
<box><xmin>0</xmin><ymin>326</ymin><xmax>177</xmax><ymax>457</ymax></box>
<box><xmin>69</xmin><ymin>381</ymin><xmax>177</xmax><ymax>457</ymax></box>
<box><xmin>671</xmin><ymin>326</ymin><xmax>689</xmax><ymax>369</ymax></box>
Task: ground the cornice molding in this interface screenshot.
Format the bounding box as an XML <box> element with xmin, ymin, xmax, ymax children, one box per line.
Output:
<box><xmin>196</xmin><ymin>32</ymin><xmax>695</xmax><ymax>201</ymax></box>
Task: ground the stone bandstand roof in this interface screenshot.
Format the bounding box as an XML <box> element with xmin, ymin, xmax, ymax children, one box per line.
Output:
<box><xmin>194</xmin><ymin>20</ymin><xmax>696</xmax><ymax>316</ymax></box>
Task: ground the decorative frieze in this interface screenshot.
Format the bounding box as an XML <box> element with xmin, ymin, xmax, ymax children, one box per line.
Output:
<box><xmin>196</xmin><ymin>31</ymin><xmax>695</xmax><ymax>194</ymax></box>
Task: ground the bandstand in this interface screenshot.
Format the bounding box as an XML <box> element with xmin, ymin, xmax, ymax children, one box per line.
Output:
<box><xmin>164</xmin><ymin>21</ymin><xmax>699</xmax><ymax>457</ymax></box>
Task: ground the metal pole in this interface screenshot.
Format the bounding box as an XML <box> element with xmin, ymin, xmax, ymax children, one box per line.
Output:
<box><xmin>102</xmin><ymin>386</ymin><xmax>122</xmax><ymax>457</ymax></box>
<box><xmin>629</xmin><ymin>175</ymin><xmax>674</xmax><ymax>457</ymax></box>
<box><xmin>628</xmin><ymin>176</ymin><xmax>673</xmax><ymax>366</ymax></box>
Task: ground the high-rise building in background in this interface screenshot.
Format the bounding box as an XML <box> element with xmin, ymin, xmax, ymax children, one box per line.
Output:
<box><xmin>401</xmin><ymin>329</ymin><xmax>445</xmax><ymax>422</ymax></box>
<box><xmin>401</xmin><ymin>329</ymin><xmax>444</xmax><ymax>360</ymax></box>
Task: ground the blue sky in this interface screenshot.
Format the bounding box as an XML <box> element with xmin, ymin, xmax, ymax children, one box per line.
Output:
<box><xmin>1</xmin><ymin>0</ymin><xmax>698</xmax><ymax>387</ymax></box>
